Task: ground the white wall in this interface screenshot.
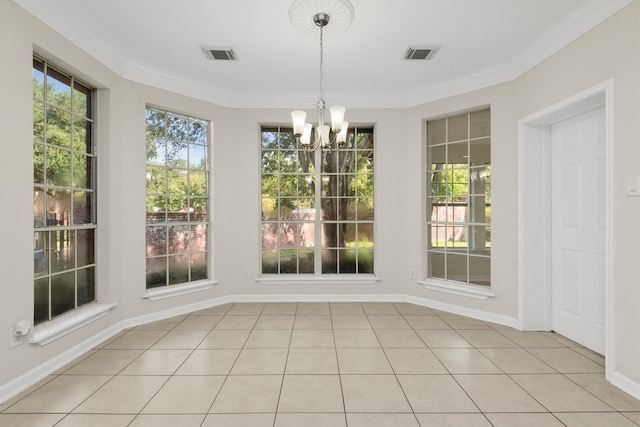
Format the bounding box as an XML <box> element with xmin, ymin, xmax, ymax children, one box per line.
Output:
<box><xmin>1</xmin><ymin>0</ymin><xmax>639</xmax><ymax>400</ymax></box>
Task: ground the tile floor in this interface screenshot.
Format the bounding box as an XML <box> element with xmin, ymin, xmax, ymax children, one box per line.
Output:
<box><xmin>1</xmin><ymin>302</ymin><xmax>640</xmax><ymax>427</ymax></box>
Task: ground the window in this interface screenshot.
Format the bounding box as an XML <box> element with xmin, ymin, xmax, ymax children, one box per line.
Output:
<box><xmin>426</xmin><ymin>108</ymin><xmax>491</xmax><ymax>286</ymax></box>
<box><xmin>261</xmin><ymin>126</ymin><xmax>374</xmax><ymax>275</ymax></box>
<box><xmin>145</xmin><ymin>108</ymin><xmax>210</xmax><ymax>288</ymax></box>
<box><xmin>33</xmin><ymin>57</ymin><xmax>96</xmax><ymax>324</ymax></box>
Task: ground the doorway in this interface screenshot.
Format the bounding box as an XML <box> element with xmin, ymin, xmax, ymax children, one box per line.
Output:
<box><xmin>518</xmin><ymin>81</ymin><xmax>613</xmax><ymax>360</ymax></box>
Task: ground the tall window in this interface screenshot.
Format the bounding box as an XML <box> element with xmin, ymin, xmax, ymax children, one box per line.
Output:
<box><xmin>426</xmin><ymin>108</ymin><xmax>491</xmax><ymax>286</ymax></box>
<box><xmin>145</xmin><ymin>108</ymin><xmax>210</xmax><ymax>288</ymax></box>
<box><xmin>261</xmin><ymin>126</ymin><xmax>374</xmax><ymax>275</ymax></box>
<box><xmin>33</xmin><ymin>57</ymin><xmax>96</xmax><ymax>324</ymax></box>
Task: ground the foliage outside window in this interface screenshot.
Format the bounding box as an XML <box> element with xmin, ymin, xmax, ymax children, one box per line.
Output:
<box><xmin>261</xmin><ymin>126</ymin><xmax>374</xmax><ymax>275</ymax></box>
<box><xmin>33</xmin><ymin>57</ymin><xmax>96</xmax><ymax>324</ymax></box>
<box><xmin>145</xmin><ymin>108</ymin><xmax>210</xmax><ymax>288</ymax></box>
<box><xmin>426</xmin><ymin>108</ymin><xmax>491</xmax><ymax>286</ymax></box>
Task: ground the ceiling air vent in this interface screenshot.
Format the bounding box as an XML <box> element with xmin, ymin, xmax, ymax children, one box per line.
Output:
<box><xmin>403</xmin><ymin>46</ymin><xmax>440</xmax><ymax>60</ymax></box>
<box><xmin>200</xmin><ymin>46</ymin><xmax>238</xmax><ymax>61</ymax></box>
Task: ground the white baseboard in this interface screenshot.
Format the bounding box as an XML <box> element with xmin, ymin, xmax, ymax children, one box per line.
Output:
<box><xmin>607</xmin><ymin>369</ymin><xmax>640</xmax><ymax>400</ymax></box>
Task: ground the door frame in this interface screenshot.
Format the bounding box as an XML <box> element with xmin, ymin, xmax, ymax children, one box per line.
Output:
<box><xmin>517</xmin><ymin>80</ymin><xmax>614</xmax><ymax>367</ymax></box>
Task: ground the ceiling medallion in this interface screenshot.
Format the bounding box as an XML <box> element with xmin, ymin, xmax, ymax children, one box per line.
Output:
<box><xmin>289</xmin><ymin>0</ymin><xmax>355</xmax><ymax>38</ymax></box>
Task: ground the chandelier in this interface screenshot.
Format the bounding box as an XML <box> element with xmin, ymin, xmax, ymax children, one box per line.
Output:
<box><xmin>289</xmin><ymin>0</ymin><xmax>354</xmax><ymax>150</ymax></box>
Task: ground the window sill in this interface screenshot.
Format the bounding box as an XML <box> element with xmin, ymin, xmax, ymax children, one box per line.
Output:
<box><xmin>30</xmin><ymin>302</ymin><xmax>117</xmax><ymax>346</ymax></box>
<box><xmin>143</xmin><ymin>280</ymin><xmax>217</xmax><ymax>301</ymax></box>
<box><xmin>256</xmin><ymin>275</ymin><xmax>380</xmax><ymax>285</ymax></box>
<box><xmin>418</xmin><ymin>279</ymin><xmax>494</xmax><ymax>300</ymax></box>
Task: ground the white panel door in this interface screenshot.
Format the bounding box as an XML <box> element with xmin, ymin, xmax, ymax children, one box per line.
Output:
<box><xmin>551</xmin><ymin>107</ymin><xmax>606</xmax><ymax>355</ymax></box>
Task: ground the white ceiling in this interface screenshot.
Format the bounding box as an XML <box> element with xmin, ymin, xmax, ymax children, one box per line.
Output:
<box><xmin>14</xmin><ymin>0</ymin><xmax>632</xmax><ymax>109</ymax></box>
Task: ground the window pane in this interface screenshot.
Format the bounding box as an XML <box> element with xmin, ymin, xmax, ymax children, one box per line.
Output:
<box><xmin>46</xmin><ymin>146</ymin><xmax>71</xmax><ymax>187</ymax></box>
<box><xmin>147</xmin><ymin>226</ymin><xmax>167</xmax><ymax>256</ymax></box>
<box><xmin>167</xmin><ymin>141</ymin><xmax>188</xmax><ymax>167</ymax></box>
<box><xmin>169</xmin><ymin>224</ymin><xmax>189</xmax><ymax>255</ymax></box>
<box><xmin>446</xmin><ymin>253</ymin><xmax>468</xmax><ymax>283</ymax></box>
<box><xmin>189</xmin><ymin>120</ymin><xmax>207</xmax><ymax>144</ymax></box>
<box><xmin>470</xmin><ymin>109</ymin><xmax>491</xmax><ymax>139</ymax></box>
<box><xmin>262</xmin><ymin>250</ymin><xmax>278</xmax><ymax>273</ymax></box>
<box><xmin>46</xmin><ymin>106</ymin><xmax>71</xmax><ymax>148</ymax></box>
<box><xmin>427</xmin><ymin>118</ymin><xmax>446</xmax><ymax>146</ymax></box>
<box><xmin>167</xmin><ymin>114</ymin><xmax>188</xmax><ymax>141</ymax></box>
<box><xmin>190</xmin><ymin>224</ymin><xmax>208</xmax><ymax>252</ymax></box>
<box><xmin>34</xmin><ymin>277</ymin><xmax>49</xmax><ymax>325</ymax></box>
<box><xmin>470</xmin><ymin>138</ymin><xmax>490</xmax><ymax>165</ymax></box>
<box><xmin>73</xmin><ymin>118</ymin><xmax>91</xmax><ymax>153</ymax></box>
<box><xmin>146</xmin><ymin>257</ymin><xmax>167</xmax><ymax>288</ymax></box>
<box><xmin>34</xmin><ymin>188</ymin><xmax>45</xmax><ymax>226</ymax></box>
<box><xmin>359</xmin><ymin>249</ymin><xmax>374</xmax><ymax>274</ymax></box>
<box><xmin>168</xmin><ymin>254</ymin><xmax>189</xmax><ymax>284</ymax></box>
<box><xmin>469</xmin><ymin>255</ymin><xmax>490</xmax><ymax>286</ymax></box>
<box><xmin>428</xmin><ymin>251</ymin><xmax>445</xmax><ymax>280</ymax></box>
<box><xmin>339</xmin><ymin>249</ymin><xmax>356</xmax><ymax>273</ymax></box>
<box><xmin>189</xmin><ymin>144</ymin><xmax>206</xmax><ymax>169</ymax></box>
<box><xmin>448</xmin><ymin>113</ymin><xmax>468</xmax><ymax>142</ymax></box>
<box><xmin>34</xmin><ymin>102</ymin><xmax>45</xmax><ymax>143</ymax></box>
<box><xmin>77</xmin><ymin>229</ymin><xmax>95</xmax><ymax>267</ymax></box>
<box><xmin>51</xmin><ymin>271</ymin><xmax>75</xmax><ymax>318</ymax></box>
<box><xmin>448</xmin><ymin>141</ymin><xmax>468</xmax><ymax>164</ymax></box>
<box><xmin>77</xmin><ymin>267</ymin><xmax>95</xmax><ymax>307</ymax></box>
<box><xmin>322</xmin><ymin>249</ymin><xmax>338</xmax><ymax>274</ymax></box>
<box><xmin>427</xmin><ymin>144</ymin><xmax>446</xmax><ymax>164</ymax></box>
<box><xmin>190</xmin><ymin>252</ymin><xmax>208</xmax><ymax>281</ymax></box>
<box><xmin>147</xmin><ymin>138</ymin><xmax>166</xmax><ymax>165</ymax></box>
<box><xmin>34</xmin><ymin>232</ymin><xmax>48</xmax><ymax>276</ymax></box>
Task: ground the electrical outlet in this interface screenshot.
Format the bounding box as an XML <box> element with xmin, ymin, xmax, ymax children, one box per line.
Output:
<box><xmin>9</xmin><ymin>326</ymin><xmax>24</xmax><ymax>349</ymax></box>
<box><xmin>409</xmin><ymin>268</ymin><xmax>417</xmax><ymax>279</ymax></box>
<box><xmin>243</xmin><ymin>268</ymin><xmax>250</xmax><ymax>279</ymax></box>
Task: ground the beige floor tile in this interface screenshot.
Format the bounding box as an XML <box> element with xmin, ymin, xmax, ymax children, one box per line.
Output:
<box><xmin>134</xmin><ymin>316</ymin><xmax>187</xmax><ymax>331</ymax></box>
<box><xmin>333</xmin><ymin>329</ymin><xmax>380</xmax><ymax>347</ymax></box>
<box><xmin>454</xmin><ymin>374</ymin><xmax>547</xmax><ymax>413</ymax></box>
<box><xmin>105</xmin><ymin>330</ymin><xmax>167</xmax><ymax>349</ymax></box>
<box><xmin>457</xmin><ymin>330</ymin><xmax>519</xmax><ymax>348</ymax></box>
<box><xmin>337</xmin><ymin>348</ymin><xmax>393</xmax><ymax>374</ymax></box>
<box><xmin>290</xmin><ymin>329</ymin><xmax>335</xmax><ymax>348</ymax></box>
<box><xmin>375</xmin><ymin>329</ymin><xmax>426</xmax><ymax>348</ymax></box>
<box><xmin>286</xmin><ymin>348</ymin><xmax>339</xmax><ymax>374</ymax></box>
<box><xmin>226</xmin><ymin>303</ymin><xmax>265</xmax><ymax>315</ymax></box>
<box><xmin>63</xmin><ymin>349</ymin><xmax>144</xmax><ymax>375</ymax></box>
<box><xmin>431</xmin><ymin>348</ymin><xmax>502</xmax><ymax>374</ymax></box>
<box><xmin>142</xmin><ymin>376</ymin><xmax>224</xmax><ymax>413</ymax></box>
<box><xmin>51</xmin><ymin>349</ymin><xmax>98</xmax><ymax>373</ymax></box>
<box><xmin>192</xmin><ymin>304</ymin><xmax>233</xmax><ymax>316</ymax></box>
<box><xmin>331</xmin><ymin>314</ymin><xmax>371</xmax><ymax>329</ymax></box>
<box><xmin>55</xmin><ymin>414</ymin><xmax>135</xmax><ymax>427</ymax></box>
<box><xmin>573</xmin><ymin>347</ymin><xmax>606</xmax><ymax>365</ymax></box>
<box><xmin>361</xmin><ymin>302</ymin><xmax>400</xmax><ymax>314</ymax></box>
<box><xmin>484</xmin><ymin>413</ymin><xmax>564</xmax><ymax>427</ymax></box>
<box><xmin>262</xmin><ymin>302</ymin><xmax>298</xmax><ymax>314</ymax></box>
<box><xmin>403</xmin><ymin>315</ymin><xmax>451</xmax><ymax>329</ymax></box>
<box><xmin>296</xmin><ymin>302</ymin><xmax>330</xmax><ymax>314</ymax></box>
<box><xmin>0</xmin><ymin>414</ymin><xmax>66</xmax><ymax>427</ymax></box>
<box><xmin>151</xmin><ymin>329</ymin><xmax>209</xmax><ymax>349</ymax></box>
<box><xmin>346</xmin><ymin>413</ymin><xmax>419</xmax><ymax>427</ymax></box>
<box><xmin>275</xmin><ymin>413</ymin><xmax>346</xmax><ymax>427</ymax></box>
<box><xmin>479</xmin><ymin>348</ymin><xmax>557</xmax><ymax>374</ymax></box>
<box><xmin>542</xmin><ymin>332</ymin><xmax>583</xmax><ymax>347</ymax></box>
<box><xmin>341</xmin><ymin>375</ymin><xmax>411</xmax><ymax>412</ymax></box>
<box><xmin>198</xmin><ymin>329</ymin><xmax>250</xmax><ymax>349</ymax></box>
<box><xmin>329</xmin><ymin>302</ymin><xmax>364</xmax><ymax>314</ymax></box>
<box><xmin>512</xmin><ymin>374</ymin><xmax>614</xmax><ymax>412</ymax></box>
<box><xmin>73</xmin><ymin>375</ymin><xmax>168</xmax><ymax>414</ymax></box>
<box><xmin>554</xmin><ymin>412</ymin><xmax>639</xmax><ymax>426</ymax></box>
<box><xmin>214</xmin><ymin>315</ymin><xmax>258</xmax><ymax>330</ymax></box>
<box><xmin>397</xmin><ymin>374</ymin><xmax>479</xmax><ymax>413</ymax></box>
<box><xmin>622</xmin><ymin>412</ymin><xmax>640</xmax><ymax>424</ymax></box>
<box><xmin>384</xmin><ymin>348</ymin><xmax>448</xmax><ymax>374</ymax></box>
<box><xmin>498</xmin><ymin>330</ymin><xmax>565</xmax><ymax>347</ymax></box>
<box><xmin>0</xmin><ymin>376</ymin><xmax>57</xmax><ymax>411</ymax></box>
<box><xmin>416</xmin><ymin>329</ymin><xmax>471</xmax><ymax>348</ymax></box>
<box><xmin>120</xmin><ymin>349</ymin><xmax>192</xmax><ymax>375</ymax></box>
<box><xmin>293</xmin><ymin>315</ymin><xmax>332</xmax><ymax>329</ymax></box>
<box><xmin>130</xmin><ymin>414</ymin><xmax>206</xmax><ymax>427</ymax></box>
<box><xmin>367</xmin><ymin>315</ymin><xmax>411</xmax><ymax>329</ymax></box>
<box><xmin>202</xmin><ymin>413</ymin><xmax>275</xmax><ymax>427</ymax></box>
<box><xmin>527</xmin><ymin>348</ymin><xmax>605</xmax><ymax>373</ymax></box>
<box><xmin>173</xmin><ymin>315</ymin><xmax>222</xmax><ymax>330</ymax></box>
<box><xmin>440</xmin><ymin>315</ymin><xmax>491</xmax><ymax>329</ymax></box>
<box><xmin>393</xmin><ymin>303</ymin><xmax>436</xmax><ymax>315</ymax></box>
<box><xmin>209</xmin><ymin>375</ymin><xmax>282</xmax><ymax>413</ymax></box>
<box><xmin>230</xmin><ymin>348</ymin><xmax>288</xmax><ymax>374</ymax></box>
<box><xmin>415</xmin><ymin>413</ymin><xmax>492</xmax><ymax>426</ymax></box>
<box><xmin>5</xmin><ymin>375</ymin><xmax>111</xmax><ymax>413</ymax></box>
<box><xmin>93</xmin><ymin>331</ymin><xmax>128</xmax><ymax>350</ymax></box>
<box><xmin>254</xmin><ymin>314</ymin><xmax>295</xmax><ymax>330</ymax></box>
<box><xmin>278</xmin><ymin>375</ymin><xmax>344</xmax><ymax>412</ymax></box>
<box><xmin>244</xmin><ymin>330</ymin><xmax>292</xmax><ymax>348</ymax></box>
<box><xmin>175</xmin><ymin>349</ymin><xmax>240</xmax><ymax>375</ymax></box>
<box><xmin>566</xmin><ymin>374</ymin><xmax>640</xmax><ymax>411</ymax></box>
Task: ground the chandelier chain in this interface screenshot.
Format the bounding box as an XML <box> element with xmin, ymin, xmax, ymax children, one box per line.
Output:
<box><xmin>318</xmin><ymin>23</ymin><xmax>325</xmax><ymax>110</ymax></box>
